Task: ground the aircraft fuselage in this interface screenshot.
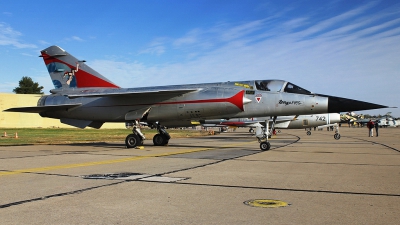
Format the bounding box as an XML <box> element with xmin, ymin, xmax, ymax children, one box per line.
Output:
<box><xmin>38</xmin><ymin>81</ymin><xmax>328</xmax><ymax>127</ymax></box>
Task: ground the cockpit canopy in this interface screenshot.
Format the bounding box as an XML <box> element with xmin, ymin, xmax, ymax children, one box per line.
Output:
<box><xmin>255</xmin><ymin>80</ymin><xmax>311</xmax><ymax>95</ymax></box>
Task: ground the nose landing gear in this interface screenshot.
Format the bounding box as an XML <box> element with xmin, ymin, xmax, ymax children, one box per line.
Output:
<box><xmin>256</xmin><ymin>116</ymin><xmax>277</xmax><ymax>151</ymax></box>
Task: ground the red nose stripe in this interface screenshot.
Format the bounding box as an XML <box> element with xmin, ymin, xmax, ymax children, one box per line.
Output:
<box><xmin>158</xmin><ymin>90</ymin><xmax>245</xmax><ymax>111</ymax></box>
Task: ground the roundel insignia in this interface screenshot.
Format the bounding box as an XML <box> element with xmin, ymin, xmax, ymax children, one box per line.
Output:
<box><xmin>255</xmin><ymin>94</ymin><xmax>262</xmax><ymax>103</ymax></box>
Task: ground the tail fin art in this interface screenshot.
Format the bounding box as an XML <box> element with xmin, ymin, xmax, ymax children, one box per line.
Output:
<box><xmin>40</xmin><ymin>46</ymin><xmax>120</xmax><ymax>90</ymax></box>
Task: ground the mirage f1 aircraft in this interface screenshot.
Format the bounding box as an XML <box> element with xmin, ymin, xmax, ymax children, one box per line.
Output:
<box><xmin>4</xmin><ymin>46</ymin><xmax>388</xmax><ymax>150</ymax></box>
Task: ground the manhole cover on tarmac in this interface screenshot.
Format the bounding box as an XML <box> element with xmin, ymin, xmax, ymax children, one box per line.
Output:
<box><xmin>244</xmin><ymin>199</ymin><xmax>290</xmax><ymax>208</ymax></box>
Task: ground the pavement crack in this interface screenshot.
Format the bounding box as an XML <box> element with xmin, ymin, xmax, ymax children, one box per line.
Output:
<box><xmin>0</xmin><ymin>181</ymin><xmax>124</xmax><ymax>209</ymax></box>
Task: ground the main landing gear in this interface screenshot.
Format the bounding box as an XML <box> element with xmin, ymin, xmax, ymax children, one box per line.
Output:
<box><xmin>125</xmin><ymin>121</ymin><xmax>146</xmax><ymax>148</ymax></box>
<box><xmin>125</xmin><ymin>133</ymin><xmax>144</xmax><ymax>148</ymax></box>
<box><xmin>152</xmin><ymin>123</ymin><xmax>170</xmax><ymax>146</ymax></box>
<box><xmin>124</xmin><ymin>121</ymin><xmax>171</xmax><ymax>148</ymax></box>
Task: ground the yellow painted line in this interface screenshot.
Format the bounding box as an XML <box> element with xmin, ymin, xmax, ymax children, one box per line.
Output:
<box><xmin>0</xmin><ymin>140</ymin><xmax>256</xmax><ymax>177</ymax></box>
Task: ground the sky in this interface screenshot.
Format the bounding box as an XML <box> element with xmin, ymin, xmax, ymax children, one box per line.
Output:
<box><xmin>1</xmin><ymin>0</ymin><xmax>399</xmax><ymax>117</ymax></box>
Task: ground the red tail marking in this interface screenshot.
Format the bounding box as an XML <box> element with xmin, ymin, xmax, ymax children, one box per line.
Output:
<box><xmin>41</xmin><ymin>52</ymin><xmax>119</xmax><ymax>88</ymax></box>
<box><xmin>74</xmin><ymin>70</ymin><xmax>119</xmax><ymax>88</ymax></box>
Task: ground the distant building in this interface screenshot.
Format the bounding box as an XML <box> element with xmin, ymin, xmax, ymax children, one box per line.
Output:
<box><xmin>0</xmin><ymin>93</ymin><xmax>122</xmax><ymax>128</ymax></box>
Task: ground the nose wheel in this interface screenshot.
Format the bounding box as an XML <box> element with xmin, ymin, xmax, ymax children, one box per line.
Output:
<box><xmin>260</xmin><ymin>141</ymin><xmax>271</xmax><ymax>151</ymax></box>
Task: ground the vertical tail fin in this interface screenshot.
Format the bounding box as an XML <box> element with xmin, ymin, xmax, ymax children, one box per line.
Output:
<box><xmin>40</xmin><ymin>46</ymin><xmax>120</xmax><ymax>90</ymax></box>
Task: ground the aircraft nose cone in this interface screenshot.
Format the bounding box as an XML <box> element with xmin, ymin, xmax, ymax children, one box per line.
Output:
<box><xmin>324</xmin><ymin>95</ymin><xmax>388</xmax><ymax>113</ymax></box>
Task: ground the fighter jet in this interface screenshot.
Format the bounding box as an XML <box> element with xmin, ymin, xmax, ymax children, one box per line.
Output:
<box><xmin>4</xmin><ymin>46</ymin><xmax>388</xmax><ymax>150</ymax></box>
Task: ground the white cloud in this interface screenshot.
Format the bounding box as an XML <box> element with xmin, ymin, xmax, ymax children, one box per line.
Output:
<box><xmin>220</xmin><ymin>19</ymin><xmax>266</xmax><ymax>42</ymax></box>
<box><xmin>173</xmin><ymin>29</ymin><xmax>200</xmax><ymax>47</ymax></box>
<box><xmin>139</xmin><ymin>45</ymin><xmax>165</xmax><ymax>56</ymax></box>
<box><xmin>139</xmin><ymin>38</ymin><xmax>168</xmax><ymax>56</ymax></box>
<box><xmin>72</xmin><ymin>36</ymin><xmax>84</xmax><ymax>41</ymax></box>
<box><xmin>64</xmin><ymin>36</ymin><xmax>84</xmax><ymax>42</ymax></box>
<box><xmin>0</xmin><ymin>22</ymin><xmax>36</xmax><ymax>48</ymax></box>
<box><xmin>296</xmin><ymin>2</ymin><xmax>378</xmax><ymax>38</ymax></box>
<box><xmin>21</xmin><ymin>52</ymin><xmax>35</xmax><ymax>57</ymax></box>
<box><xmin>38</xmin><ymin>40</ymin><xmax>50</xmax><ymax>45</ymax></box>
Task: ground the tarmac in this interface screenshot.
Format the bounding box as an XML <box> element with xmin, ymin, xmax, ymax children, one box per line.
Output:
<box><xmin>0</xmin><ymin>126</ymin><xmax>399</xmax><ymax>224</ymax></box>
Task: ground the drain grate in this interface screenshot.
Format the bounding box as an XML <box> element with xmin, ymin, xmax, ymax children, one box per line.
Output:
<box><xmin>81</xmin><ymin>173</ymin><xmax>189</xmax><ymax>182</ymax></box>
<box><xmin>81</xmin><ymin>172</ymin><xmax>149</xmax><ymax>180</ymax></box>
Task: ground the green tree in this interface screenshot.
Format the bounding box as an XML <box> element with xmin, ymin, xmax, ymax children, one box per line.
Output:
<box><xmin>13</xmin><ymin>76</ymin><xmax>44</xmax><ymax>94</ymax></box>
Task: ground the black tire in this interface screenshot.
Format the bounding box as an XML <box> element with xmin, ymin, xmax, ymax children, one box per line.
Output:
<box><xmin>306</xmin><ymin>131</ymin><xmax>311</xmax><ymax>135</ymax></box>
<box><xmin>153</xmin><ymin>134</ymin><xmax>166</xmax><ymax>146</ymax></box>
<box><xmin>334</xmin><ymin>133</ymin><xmax>341</xmax><ymax>140</ymax></box>
<box><xmin>125</xmin><ymin>134</ymin><xmax>139</xmax><ymax>148</ymax></box>
<box><xmin>260</xmin><ymin>142</ymin><xmax>271</xmax><ymax>151</ymax></box>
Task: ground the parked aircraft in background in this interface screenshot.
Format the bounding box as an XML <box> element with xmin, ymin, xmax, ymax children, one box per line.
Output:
<box><xmin>201</xmin><ymin>113</ymin><xmax>341</xmax><ymax>139</ymax></box>
<box><xmin>4</xmin><ymin>46</ymin><xmax>388</xmax><ymax>150</ymax></box>
<box><xmin>376</xmin><ymin>113</ymin><xmax>398</xmax><ymax>127</ymax></box>
<box><xmin>341</xmin><ymin>112</ymin><xmax>363</xmax><ymax>124</ymax></box>
<box><xmin>355</xmin><ymin>112</ymin><xmax>398</xmax><ymax>127</ymax></box>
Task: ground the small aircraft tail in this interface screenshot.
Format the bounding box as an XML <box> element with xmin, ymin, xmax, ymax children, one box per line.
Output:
<box><xmin>40</xmin><ymin>46</ymin><xmax>120</xmax><ymax>90</ymax></box>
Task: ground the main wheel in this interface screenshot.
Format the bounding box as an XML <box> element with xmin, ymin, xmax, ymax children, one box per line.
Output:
<box><xmin>334</xmin><ymin>133</ymin><xmax>341</xmax><ymax>140</ymax></box>
<box><xmin>260</xmin><ymin>141</ymin><xmax>271</xmax><ymax>151</ymax></box>
<box><xmin>125</xmin><ymin>134</ymin><xmax>139</xmax><ymax>148</ymax></box>
<box><xmin>306</xmin><ymin>130</ymin><xmax>311</xmax><ymax>135</ymax></box>
<box><xmin>153</xmin><ymin>134</ymin><xmax>167</xmax><ymax>146</ymax></box>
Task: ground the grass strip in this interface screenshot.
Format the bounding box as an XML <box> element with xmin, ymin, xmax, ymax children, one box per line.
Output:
<box><xmin>0</xmin><ymin>128</ymin><xmax>209</xmax><ymax>145</ymax></box>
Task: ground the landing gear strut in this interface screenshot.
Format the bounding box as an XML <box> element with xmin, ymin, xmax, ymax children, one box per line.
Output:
<box><xmin>125</xmin><ymin>121</ymin><xmax>145</xmax><ymax>148</ymax></box>
<box><xmin>256</xmin><ymin>116</ymin><xmax>277</xmax><ymax>151</ymax></box>
<box><xmin>315</xmin><ymin>123</ymin><xmax>341</xmax><ymax>140</ymax></box>
<box><xmin>333</xmin><ymin>123</ymin><xmax>341</xmax><ymax>140</ymax></box>
<box><xmin>153</xmin><ymin>123</ymin><xmax>170</xmax><ymax>146</ymax></box>
<box><xmin>125</xmin><ymin>133</ymin><xmax>144</xmax><ymax>148</ymax></box>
